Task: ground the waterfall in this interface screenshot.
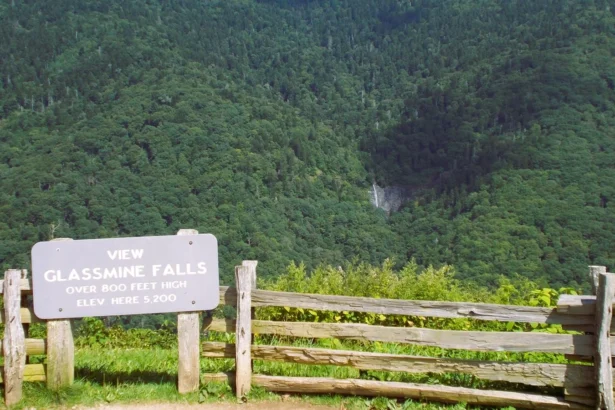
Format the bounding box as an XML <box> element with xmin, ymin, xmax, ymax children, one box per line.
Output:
<box><xmin>369</xmin><ymin>183</ymin><xmax>413</xmax><ymax>214</ymax></box>
<box><xmin>372</xmin><ymin>183</ymin><xmax>379</xmax><ymax>208</ymax></box>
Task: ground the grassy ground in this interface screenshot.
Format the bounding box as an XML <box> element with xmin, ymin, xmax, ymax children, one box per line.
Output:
<box><xmin>3</xmin><ymin>341</ymin><xmax>550</xmax><ymax>410</ymax></box>
<box><xmin>7</xmin><ymin>382</ymin><xmax>485</xmax><ymax>410</ymax></box>
<box><xmin>8</xmin><ymin>380</ymin><xmax>483</xmax><ymax>410</ymax></box>
<box><xmin>5</xmin><ymin>324</ymin><xmax>572</xmax><ymax>410</ymax></box>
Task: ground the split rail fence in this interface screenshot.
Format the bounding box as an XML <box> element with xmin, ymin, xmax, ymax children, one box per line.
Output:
<box><xmin>2</xmin><ymin>262</ymin><xmax>615</xmax><ymax>409</ymax></box>
<box><xmin>201</xmin><ymin>264</ymin><xmax>615</xmax><ymax>410</ymax></box>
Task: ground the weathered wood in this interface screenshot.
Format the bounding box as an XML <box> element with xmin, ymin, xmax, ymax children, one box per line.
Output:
<box><xmin>566</xmin><ymin>386</ymin><xmax>595</xmax><ymax>397</ymax></box>
<box><xmin>243</xmin><ymin>261</ymin><xmax>258</xmax><ymax>291</ymax></box>
<box><xmin>565</xmin><ymin>386</ymin><xmax>595</xmax><ymax>397</ymax></box>
<box><xmin>253</xmin><ymin>290</ymin><xmax>593</xmax><ymax>325</ymax></box>
<box><xmin>207</xmin><ymin>318</ymin><xmax>615</xmax><ymax>356</ymax></box>
<box><xmin>46</xmin><ymin>238</ymin><xmax>75</xmax><ymax>391</ymax></box>
<box><xmin>202</xmin><ymin>341</ymin><xmax>237</xmax><ymax>357</ymax></box>
<box><xmin>177</xmin><ymin>312</ymin><xmax>200</xmax><ymax>394</ymax></box>
<box><xmin>0</xmin><ymin>278</ymin><xmax>32</xmax><ymax>294</ymax></box>
<box><xmin>202</xmin><ymin>342</ymin><xmax>596</xmax><ymax>388</ymax></box>
<box><xmin>243</xmin><ymin>260</ymin><xmax>258</xmax><ymax>376</ymax></box>
<box><xmin>235</xmin><ymin>265</ymin><xmax>252</xmax><ymax>399</ymax></box>
<box><xmin>594</xmin><ymin>272</ymin><xmax>615</xmax><ymax>410</ymax></box>
<box><xmin>253</xmin><ymin>375</ymin><xmax>587</xmax><ymax>410</ymax></box>
<box><xmin>565</xmin><ymin>386</ymin><xmax>615</xmax><ymax>397</ymax></box>
<box><xmin>0</xmin><ymin>306</ymin><xmax>40</xmax><ymax>324</ymax></box>
<box><xmin>206</xmin><ymin>318</ymin><xmax>596</xmax><ymax>355</ymax></box>
<box><xmin>0</xmin><ymin>338</ymin><xmax>47</xmax><ymax>356</ymax></box>
<box><xmin>3</xmin><ymin>269</ymin><xmax>26</xmax><ymax>405</ymax></box>
<box><xmin>46</xmin><ymin>320</ymin><xmax>74</xmax><ymax>390</ymax></box>
<box><xmin>176</xmin><ymin>229</ymin><xmax>200</xmax><ymax>394</ymax></box>
<box><xmin>201</xmin><ymin>372</ymin><xmax>235</xmax><ymax>385</ymax></box>
<box><xmin>204</xmin><ymin>371</ymin><xmax>588</xmax><ymax>408</ymax></box>
<box><xmin>590</xmin><ymin>266</ymin><xmax>608</xmax><ymax>295</ymax></box>
<box><xmin>203</xmin><ymin>317</ymin><xmax>234</xmax><ymax>333</ymax></box>
<box><xmin>565</xmin><ymin>395</ymin><xmax>595</xmax><ymax>408</ymax></box>
<box><xmin>565</xmin><ymin>387</ymin><xmax>596</xmax><ymax>407</ymax></box>
<box><xmin>219</xmin><ymin>287</ymin><xmax>593</xmax><ymax>326</ymax></box>
<box><xmin>0</xmin><ymin>364</ymin><xmax>47</xmax><ymax>383</ymax></box>
<box><xmin>558</xmin><ymin>295</ymin><xmax>598</xmax><ymax>316</ymax></box>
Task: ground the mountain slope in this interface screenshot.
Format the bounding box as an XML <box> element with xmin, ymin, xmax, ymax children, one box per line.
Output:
<box><xmin>1</xmin><ymin>0</ymin><xmax>615</xmax><ymax>288</ymax></box>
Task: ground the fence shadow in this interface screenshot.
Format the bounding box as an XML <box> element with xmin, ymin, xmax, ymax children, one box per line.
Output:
<box><xmin>75</xmin><ymin>367</ymin><xmax>177</xmax><ymax>385</ymax></box>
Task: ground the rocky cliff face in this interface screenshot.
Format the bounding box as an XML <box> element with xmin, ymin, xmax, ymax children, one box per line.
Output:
<box><xmin>369</xmin><ymin>183</ymin><xmax>412</xmax><ymax>214</ymax></box>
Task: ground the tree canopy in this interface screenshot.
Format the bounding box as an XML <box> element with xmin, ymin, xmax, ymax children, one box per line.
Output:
<box><xmin>1</xmin><ymin>0</ymin><xmax>614</xmax><ymax>289</ymax></box>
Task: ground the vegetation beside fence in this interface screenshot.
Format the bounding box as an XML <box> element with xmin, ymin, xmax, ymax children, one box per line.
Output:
<box><xmin>201</xmin><ymin>262</ymin><xmax>612</xmax><ymax>409</ymax></box>
<box><xmin>258</xmin><ymin>260</ymin><xmax>578</xmax><ymax>332</ymax></box>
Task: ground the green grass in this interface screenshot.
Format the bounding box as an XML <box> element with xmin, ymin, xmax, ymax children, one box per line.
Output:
<box><xmin>2</xmin><ymin>345</ymin><xmax>523</xmax><ymax>409</ymax></box>
<box><xmin>1</xmin><ymin>322</ymin><xmax>580</xmax><ymax>409</ymax></box>
<box><xmin>11</xmin><ymin>380</ymin><xmax>200</xmax><ymax>409</ymax></box>
<box><xmin>7</xmin><ymin>381</ymin><xmax>503</xmax><ymax>410</ymax></box>
<box><xmin>5</xmin><ymin>317</ymin><xmax>578</xmax><ymax>410</ymax></box>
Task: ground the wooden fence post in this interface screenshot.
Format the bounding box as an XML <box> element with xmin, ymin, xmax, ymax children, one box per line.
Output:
<box><xmin>177</xmin><ymin>229</ymin><xmax>201</xmax><ymax>394</ymax></box>
<box><xmin>243</xmin><ymin>261</ymin><xmax>258</xmax><ymax>373</ymax></box>
<box><xmin>242</xmin><ymin>261</ymin><xmax>257</xmax><ymax>291</ymax></box>
<box><xmin>47</xmin><ymin>238</ymin><xmax>74</xmax><ymax>390</ymax></box>
<box><xmin>235</xmin><ymin>264</ymin><xmax>252</xmax><ymax>399</ymax></box>
<box><xmin>590</xmin><ymin>266</ymin><xmax>607</xmax><ymax>295</ymax></box>
<box><xmin>594</xmin><ymin>271</ymin><xmax>615</xmax><ymax>410</ymax></box>
<box><xmin>3</xmin><ymin>269</ymin><xmax>26</xmax><ymax>405</ymax></box>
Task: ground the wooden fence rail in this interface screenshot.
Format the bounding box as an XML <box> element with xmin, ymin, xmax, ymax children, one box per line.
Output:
<box><xmin>201</xmin><ymin>265</ymin><xmax>615</xmax><ymax>410</ymax></box>
<box><xmin>205</xmin><ymin>318</ymin><xmax>599</xmax><ymax>355</ymax></box>
<box><xmin>219</xmin><ymin>287</ymin><xmax>615</xmax><ymax>333</ymax></box>
<box><xmin>218</xmin><ymin>287</ymin><xmax>595</xmax><ymax>326</ymax></box>
<box><xmin>200</xmin><ymin>372</ymin><xmax>588</xmax><ymax>410</ymax></box>
<box><xmin>201</xmin><ymin>341</ymin><xmax>600</xmax><ymax>388</ymax></box>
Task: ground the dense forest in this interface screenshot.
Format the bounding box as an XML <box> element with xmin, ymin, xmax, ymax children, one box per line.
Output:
<box><xmin>1</xmin><ymin>0</ymin><xmax>614</xmax><ymax>289</ymax></box>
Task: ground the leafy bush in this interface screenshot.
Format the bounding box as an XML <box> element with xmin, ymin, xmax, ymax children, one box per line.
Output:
<box><xmin>258</xmin><ymin>260</ymin><xmax>580</xmax><ymax>334</ymax></box>
<box><xmin>74</xmin><ymin>317</ymin><xmax>177</xmax><ymax>349</ymax></box>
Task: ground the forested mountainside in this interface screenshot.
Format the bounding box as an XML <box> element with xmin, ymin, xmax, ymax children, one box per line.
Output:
<box><xmin>1</xmin><ymin>0</ymin><xmax>614</xmax><ymax>288</ymax></box>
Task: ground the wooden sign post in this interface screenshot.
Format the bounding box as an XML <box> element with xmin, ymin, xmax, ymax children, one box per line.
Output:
<box><xmin>177</xmin><ymin>229</ymin><xmax>200</xmax><ymax>394</ymax></box>
<box><xmin>46</xmin><ymin>238</ymin><xmax>74</xmax><ymax>391</ymax></box>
